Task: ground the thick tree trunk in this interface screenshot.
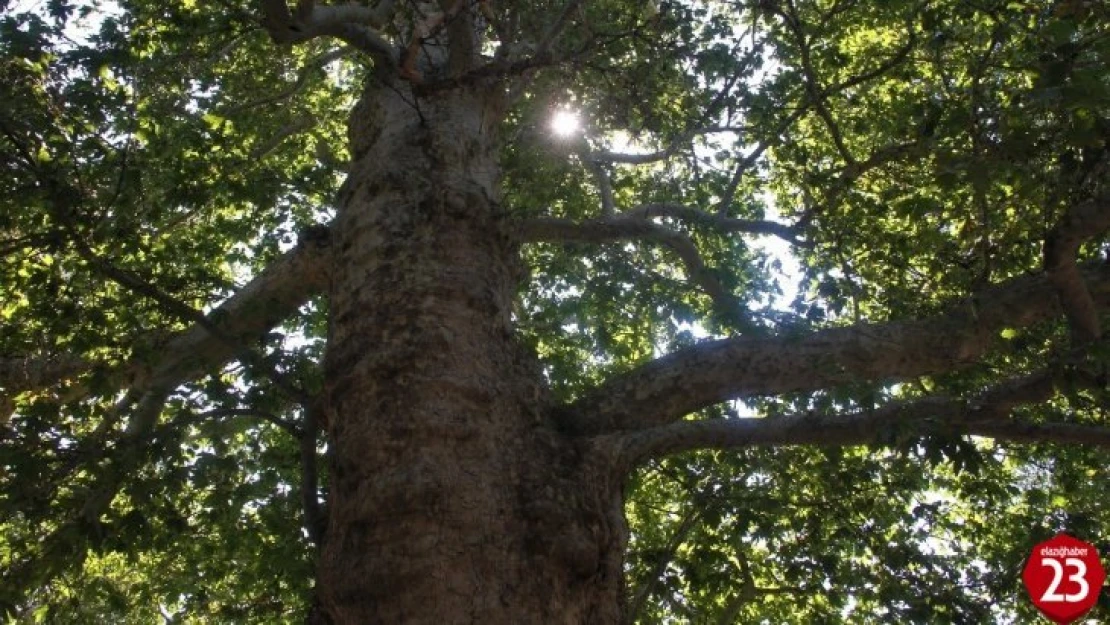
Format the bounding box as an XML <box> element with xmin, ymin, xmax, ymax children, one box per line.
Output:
<box><xmin>314</xmin><ymin>82</ymin><xmax>627</xmax><ymax>623</ymax></box>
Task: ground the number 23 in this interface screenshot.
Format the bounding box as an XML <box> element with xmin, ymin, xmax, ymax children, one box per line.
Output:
<box><xmin>1040</xmin><ymin>557</ymin><xmax>1089</xmax><ymax>603</ymax></box>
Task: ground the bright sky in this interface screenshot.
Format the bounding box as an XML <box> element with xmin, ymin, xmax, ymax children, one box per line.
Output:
<box><xmin>9</xmin><ymin>0</ymin><xmax>123</xmax><ymax>45</ymax></box>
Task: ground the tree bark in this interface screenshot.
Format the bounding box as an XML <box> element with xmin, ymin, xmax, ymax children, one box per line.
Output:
<box><xmin>314</xmin><ymin>81</ymin><xmax>627</xmax><ymax>623</ymax></box>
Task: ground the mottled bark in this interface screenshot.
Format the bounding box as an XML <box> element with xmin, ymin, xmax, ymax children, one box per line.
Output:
<box><xmin>314</xmin><ymin>82</ymin><xmax>627</xmax><ymax>623</ymax></box>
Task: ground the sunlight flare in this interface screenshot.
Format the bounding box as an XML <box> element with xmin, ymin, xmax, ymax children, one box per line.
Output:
<box><xmin>550</xmin><ymin>109</ymin><xmax>581</xmax><ymax>137</ymax></box>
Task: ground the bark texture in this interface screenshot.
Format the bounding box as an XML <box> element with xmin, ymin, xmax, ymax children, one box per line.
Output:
<box><xmin>314</xmin><ymin>81</ymin><xmax>627</xmax><ymax>623</ymax></box>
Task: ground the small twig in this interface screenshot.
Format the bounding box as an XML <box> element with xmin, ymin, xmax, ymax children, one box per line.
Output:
<box><xmin>195</xmin><ymin>407</ymin><xmax>302</xmax><ymax>435</ymax></box>
<box><xmin>585</xmin><ymin>127</ymin><xmax>744</xmax><ymax>166</ymax></box>
<box><xmin>779</xmin><ymin>0</ymin><xmax>855</xmax><ymax>164</ymax></box>
<box><xmin>251</xmin><ymin>117</ymin><xmax>318</xmax><ymax>160</ymax></box>
<box><xmin>518</xmin><ymin>214</ymin><xmax>751</xmax><ymax>327</ymax></box>
<box><xmin>226</xmin><ymin>46</ymin><xmax>353</xmax><ymax>114</ymax></box>
<box><xmin>796</xmin><ymin>140</ymin><xmax>924</xmax><ymax>228</ymax></box>
<box><xmin>627</xmin><ymin>505</ymin><xmax>703</xmax><ymax>621</ymax></box>
<box><xmin>717</xmin><ymin>106</ymin><xmax>808</xmax><ymax>215</ymax></box>
<box><xmin>535</xmin><ymin>0</ymin><xmax>587</xmax><ymax>60</ymax></box>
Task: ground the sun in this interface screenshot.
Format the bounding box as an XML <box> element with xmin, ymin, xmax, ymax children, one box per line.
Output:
<box><xmin>550</xmin><ymin>109</ymin><xmax>581</xmax><ymax>137</ymax></box>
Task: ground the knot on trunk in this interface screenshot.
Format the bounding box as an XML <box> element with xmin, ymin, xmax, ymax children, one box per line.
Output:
<box><xmin>519</xmin><ymin>435</ymin><xmax>627</xmax><ymax>582</ymax></box>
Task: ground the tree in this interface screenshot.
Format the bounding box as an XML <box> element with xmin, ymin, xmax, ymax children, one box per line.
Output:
<box><xmin>2</xmin><ymin>0</ymin><xmax>1109</xmax><ymax>621</ymax></box>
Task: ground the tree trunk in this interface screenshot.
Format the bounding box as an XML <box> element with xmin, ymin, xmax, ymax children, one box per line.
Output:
<box><xmin>313</xmin><ymin>82</ymin><xmax>628</xmax><ymax>623</ymax></box>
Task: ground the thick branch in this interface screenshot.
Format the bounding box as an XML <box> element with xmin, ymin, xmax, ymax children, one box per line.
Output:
<box><xmin>584</xmin><ymin>159</ymin><xmax>616</xmax><ymax>216</ymax></box>
<box><xmin>3</xmin><ymin>238</ymin><xmax>330</xmax><ymax>418</ymax></box>
<box><xmin>3</xmin><ymin>133</ymin><xmax>332</xmax><ymax>416</ymax></box>
<box><xmin>963</xmin><ymin>420</ymin><xmax>1110</xmax><ymax>446</ymax></box>
<box><xmin>559</xmin><ymin>261</ymin><xmax>1110</xmax><ymax>436</ymax></box>
<box><xmin>260</xmin><ymin>0</ymin><xmax>397</xmax><ymax>64</ymax></box>
<box><xmin>615</xmin><ymin>369</ymin><xmax>1109</xmax><ymax>464</ymax></box>
<box><xmin>301</xmin><ymin>400</ymin><xmax>325</xmax><ymax>547</ymax></box>
<box><xmin>139</xmin><ymin>237</ymin><xmax>331</xmax><ymax>393</ymax></box>
<box><xmin>4</xmin><ymin>236</ymin><xmax>331</xmax><ymax>602</ymax></box>
<box><xmin>0</xmin><ymin>355</ymin><xmax>90</xmax><ymax>395</ymax></box>
<box><xmin>0</xmin><ymin>354</ymin><xmax>91</xmax><ymax>425</ymax></box>
<box><xmin>1044</xmin><ymin>194</ymin><xmax>1110</xmax><ymax>342</ymax></box>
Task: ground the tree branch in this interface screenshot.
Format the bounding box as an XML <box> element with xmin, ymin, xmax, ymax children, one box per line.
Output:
<box><xmin>614</xmin><ymin>369</ymin><xmax>1109</xmax><ymax>465</ymax></box>
<box><xmin>150</xmin><ymin>247</ymin><xmax>329</xmax><ymax>393</ymax></box>
<box><xmin>963</xmin><ymin>420</ymin><xmax>1110</xmax><ymax>446</ymax></box>
<box><xmin>259</xmin><ymin>0</ymin><xmax>398</xmax><ymax>65</ymax></box>
<box><xmin>195</xmin><ymin>407</ymin><xmax>302</xmax><ymax>435</ymax></box>
<box><xmin>586</xmin><ymin>127</ymin><xmax>744</xmax><ymax>166</ymax></box>
<box><xmin>3</xmin><ymin>126</ymin><xmax>332</xmax><ymax>420</ymax></box>
<box><xmin>0</xmin><ymin>355</ymin><xmax>91</xmax><ymax>396</ymax></box>
<box><xmin>717</xmin><ymin>106</ymin><xmax>808</xmax><ymax>215</ymax></box>
<box><xmin>15</xmin><ymin>237</ymin><xmax>331</xmax><ymax>593</ymax></box>
<box><xmin>4</xmin><ymin>386</ymin><xmax>172</xmax><ymax>610</ymax></box>
<box><xmin>795</xmin><ymin>139</ymin><xmax>926</xmax><ymax>229</ymax></box>
<box><xmin>251</xmin><ymin>117</ymin><xmax>318</xmax><ymax>160</ymax></box>
<box><xmin>623</xmin><ymin>203</ymin><xmax>803</xmax><ymax>244</ymax></box>
<box><xmin>779</xmin><ymin>1</ymin><xmax>855</xmax><ymax>165</ymax></box>
<box><xmin>558</xmin><ymin>261</ymin><xmax>1110</xmax><ymax>436</ymax></box>
<box><xmin>627</xmin><ymin>505</ymin><xmax>703</xmax><ymax>621</ymax></box>
<box><xmin>2</xmin><ymin>245</ymin><xmax>333</xmax><ymax>603</ymax></box>
<box><xmin>1044</xmin><ymin>194</ymin><xmax>1110</xmax><ymax>343</ymax></box>
<box><xmin>518</xmin><ymin>202</ymin><xmax>803</xmax><ymax>247</ymax></box>
<box><xmin>3</xmin><ymin>240</ymin><xmax>330</xmax><ymax>419</ymax></box>
<box><xmin>421</xmin><ymin>0</ymin><xmax>595</xmax><ymax>97</ymax></box>
<box><xmin>60</xmin><ymin>231</ymin><xmax>325</xmax><ymax>406</ymax></box>
<box><xmin>716</xmin><ymin>7</ymin><xmax>917</xmax><ymax>217</ymax></box>
<box><xmin>0</xmin><ymin>354</ymin><xmax>93</xmax><ymax>425</ymax></box>
<box><xmin>518</xmin><ymin>214</ymin><xmax>749</xmax><ymax>327</ymax></box>
<box><xmin>534</xmin><ymin>0</ymin><xmax>587</xmax><ymax>61</ymax></box>
<box><xmin>1</xmin><ymin>55</ymin><xmax>336</xmax><ymax>605</ymax></box>
<box><xmin>517</xmin><ymin>201</ymin><xmax>808</xmax><ymax>327</ymax></box>
<box><xmin>301</xmin><ymin>399</ymin><xmax>326</xmax><ymax>547</ymax></box>
<box><xmin>583</xmin><ymin>158</ymin><xmax>616</xmax><ymax>216</ymax></box>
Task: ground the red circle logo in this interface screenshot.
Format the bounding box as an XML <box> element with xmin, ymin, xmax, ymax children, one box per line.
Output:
<box><xmin>1022</xmin><ymin>533</ymin><xmax>1105</xmax><ymax>624</ymax></box>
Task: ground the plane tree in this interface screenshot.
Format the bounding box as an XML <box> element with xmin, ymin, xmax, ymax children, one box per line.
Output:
<box><xmin>1</xmin><ymin>0</ymin><xmax>1109</xmax><ymax>622</ymax></box>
